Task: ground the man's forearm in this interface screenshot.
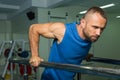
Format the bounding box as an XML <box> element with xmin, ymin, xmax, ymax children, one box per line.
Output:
<box><xmin>29</xmin><ymin>25</ymin><xmax>39</xmax><ymax>57</ymax></box>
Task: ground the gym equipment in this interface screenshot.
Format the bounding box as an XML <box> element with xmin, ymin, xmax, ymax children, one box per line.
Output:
<box><xmin>9</xmin><ymin>58</ymin><xmax>120</xmax><ymax>79</ymax></box>
<box><xmin>48</xmin><ymin>11</ymin><xmax>68</xmax><ymax>20</ymax></box>
<box><xmin>0</xmin><ymin>41</ymin><xmax>12</xmax><ymax>56</ymax></box>
<box><xmin>0</xmin><ymin>40</ymin><xmax>30</xmax><ymax>80</ymax></box>
<box><xmin>76</xmin><ymin>15</ymin><xmax>80</xmax><ymax>24</ymax></box>
<box><xmin>88</xmin><ymin>57</ymin><xmax>120</xmax><ymax>65</ymax></box>
<box><xmin>4</xmin><ymin>48</ymin><xmax>11</xmax><ymax>58</ymax></box>
<box><xmin>18</xmin><ymin>51</ymin><xmax>29</xmax><ymax>58</ymax></box>
<box><xmin>1</xmin><ymin>41</ymin><xmax>15</xmax><ymax>80</ymax></box>
<box><xmin>7</xmin><ymin>63</ymin><xmax>15</xmax><ymax>71</ymax></box>
<box><xmin>4</xmin><ymin>48</ymin><xmax>15</xmax><ymax>58</ymax></box>
<box><xmin>17</xmin><ymin>47</ymin><xmax>29</xmax><ymax>58</ymax></box>
<box><xmin>19</xmin><ymin>64</ymin><xmax>32</xmax><ymax>76</ymax></box>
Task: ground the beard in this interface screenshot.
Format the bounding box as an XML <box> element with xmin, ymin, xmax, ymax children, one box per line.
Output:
<box><xmin>82</xmin><ymin>29</ymin><xmax>99</xmax><ymax>42</ymax></box>
<box><xmin>90</xmin><ymin>36</ymin><xmax>99</xmax><ymax>42</ymax></box>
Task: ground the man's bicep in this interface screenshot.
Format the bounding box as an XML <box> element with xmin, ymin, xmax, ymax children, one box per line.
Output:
<box><xmin>35</xmin><ymin>23</ymin><xmax>57</xmax><ymax>39</ymax></box>
<box><xmin>49</xmin><ymin>22</ymin><xmax>66</xmax><ymax>42</ymax></box>
<box><xmin>33</xmin><ymin>22</ymin><xmax>65</xmax><ymax>40</ymax></box>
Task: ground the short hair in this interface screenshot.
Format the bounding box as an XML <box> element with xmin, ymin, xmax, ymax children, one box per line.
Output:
<box><xmin>83</xmin><ymin>6</ymin><xmax>107</xmax><ymax>20</ymax></box>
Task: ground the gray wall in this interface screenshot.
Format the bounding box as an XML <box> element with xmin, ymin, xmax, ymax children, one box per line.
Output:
<box><xmin>0</xmin><ymin>20</ymin><xmax>12</xmax><ymax>41</ymax></box>
<box><xmin>11</xmin><ymin>8</ymin><xmax>38</xmax><ymax>40</ymax></box>
<box><xmin>93</xmin><ymin>13</ymin><xmax>120</xmax><ymax>59</ymax></box>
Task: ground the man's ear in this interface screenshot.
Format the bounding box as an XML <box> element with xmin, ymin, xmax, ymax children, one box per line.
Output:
<box><xmin>80</xmin><ymin>18</ymin><xmax>86</xmax><ymax>28</ymax></box>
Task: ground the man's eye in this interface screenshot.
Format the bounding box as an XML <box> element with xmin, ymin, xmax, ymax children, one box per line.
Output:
<box><xmin>93</xmin><ymin>26</ymin><xmax>98</xmax><ymax>29</ymax></box>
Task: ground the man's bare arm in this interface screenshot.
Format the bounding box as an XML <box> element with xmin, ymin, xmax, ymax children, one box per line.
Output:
<box><xmin>29</xmin><ymin>22</ymin><xmax>65</xmax><ymax>67</ymax></box>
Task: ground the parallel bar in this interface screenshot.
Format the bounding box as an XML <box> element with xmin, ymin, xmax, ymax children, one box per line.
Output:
<box><xmin>90</xmin><ymin>57</ymin><xmax>120</xmax><ymax>65</ymax></box>
<box><xmin>9</xmin><ymin>59</ymin><xmax>120</xmax><ymax>79</ymax></box>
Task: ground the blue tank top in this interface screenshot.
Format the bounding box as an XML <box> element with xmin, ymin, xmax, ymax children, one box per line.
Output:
<box><xmin>41</xmin><ymin>22</ymin><xmax>91</xmax><ymax>80</ymax></box>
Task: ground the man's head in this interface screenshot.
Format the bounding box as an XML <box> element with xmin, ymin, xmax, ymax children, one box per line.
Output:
<box><xmin>80</xmin><ymin>6</ymin><xmax>107</xmax><ymax>42</ymax></box>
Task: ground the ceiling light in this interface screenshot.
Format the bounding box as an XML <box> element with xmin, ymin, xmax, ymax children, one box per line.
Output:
<box><xmin>116</xmin><ymin>16</ymin><xmax>120</xmax><ymax>19</ymax></box>
<box><xmin>79</xmin><ymin>3</ymin><xmax>115</xmax><ymax>14</ymax></box>
<box><xmin>79</xmin><ymin>11</ymin><xmax>87</xmax><ymax>14</ymax></box>
<box><xmin>100</xmin><ymin>3</ymin><xmax>115</xmax><ymax>9</ymax></box>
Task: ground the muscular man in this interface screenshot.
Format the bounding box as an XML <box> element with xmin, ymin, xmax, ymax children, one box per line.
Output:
<box><xmin>29</xmin><ymin>6</ymin><xmax>107</xmax><ymax>80</ymax></box>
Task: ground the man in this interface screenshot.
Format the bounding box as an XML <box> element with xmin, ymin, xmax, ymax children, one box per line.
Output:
<box><xmin>29</xmin><ymin>6</ymin><xmax>107</xmax><ymax>80</ymax></box>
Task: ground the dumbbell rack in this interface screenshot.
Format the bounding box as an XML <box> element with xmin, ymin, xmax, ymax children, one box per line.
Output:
<box><xmin>0</xmin><ymin>41</ymin><xmax>15</xmax><ymax>80</ymax></box>
<box><xmin>0</xmin><ymin>40</ymin><xmax>29</xmax><ymax>80</ymax></box>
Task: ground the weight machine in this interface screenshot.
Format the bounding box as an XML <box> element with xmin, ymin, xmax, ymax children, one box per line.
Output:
<box><xmin>0</xmin><ymin>40</ymin><xmax>31</xmax><ymax>80</ymax></box>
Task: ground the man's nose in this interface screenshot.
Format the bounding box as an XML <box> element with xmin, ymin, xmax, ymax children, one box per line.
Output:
<box><xmin>96</xmin><ymin>29</ymin><xmax>101</xmax><ymax>36</ymax></box>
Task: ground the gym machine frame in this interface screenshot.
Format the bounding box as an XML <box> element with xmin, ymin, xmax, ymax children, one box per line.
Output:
<box><xmin>0</xmin><ymin>40</ymin><xmax>29</xmax><ymax>80</ymax></box>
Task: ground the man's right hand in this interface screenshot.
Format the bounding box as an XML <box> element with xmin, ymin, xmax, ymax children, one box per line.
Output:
<box><xmin>29</xmin><ymin>56</ymin><xmax>44</xmax><ymax>67</ymax></box>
